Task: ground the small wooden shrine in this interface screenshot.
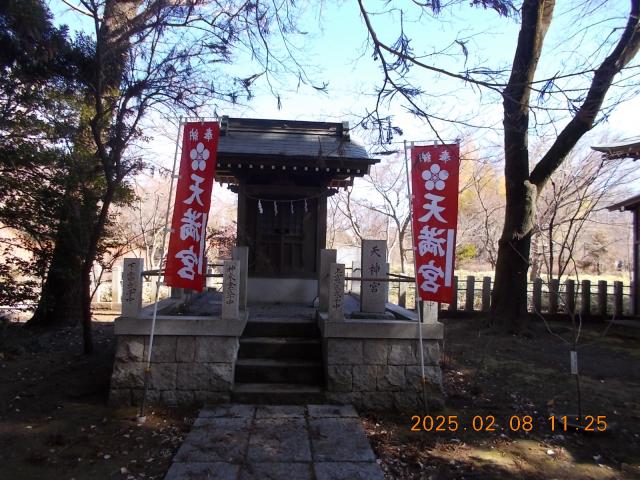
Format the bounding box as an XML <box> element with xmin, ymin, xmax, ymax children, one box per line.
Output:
<box><xmin>215</xmin><ymin>117</ymin><xmax>379</xmax><ymax>302</ymax></box>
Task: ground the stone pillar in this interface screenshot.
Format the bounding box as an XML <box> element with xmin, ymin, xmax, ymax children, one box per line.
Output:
<box><xmin>361</xmin><ymin>240</ymin><xmax>387</xmax><ymax>313</ymax></box>
<box><xmin>565</xmin><ymin>279</ymin><xmax>576</xmax><ymax>314</ymax></box>
<box><xmin>328</xmin><ymin>263</ymin><xmax>345</xmax><ymax>321</ymax></box>
<box><xmin>532</xmin><ymin>278</ymin><xmax>543</xmax><ymax>313</ymax></box>
<box><xmin>581</xmin><ymin>280</ymin><xmax>591</xmax><ymax>315</ymax></box>
<box><xmin>111</xmin><ymin>264</ymin><xmax>122</xmax><ymax>310</ymax></box>
<box><xmin>614</xmin><ymin>281</ymin><xmax>623</xmax><ymax>317</ymax></box>
<box><xmin>481</xmin><ymin>276</ymin><xmax>491</xmax><ymax>312</ymax></box>
<box><xmin>222</xmin><ymin>260</ymin><xmax>241</xmax><ymax>320</ymax></box>
<box><xmin>421</xmin><ymin>301</ymin><xmax>438</xmax><ymax>323</ymax></box>
<box><xmin>597</xmin><ymin>280</ymin><xmax>608</xmax><ymax>316</ymax></box>
<box><xmin>121</xmin><ymin>258</ymin><xmax>143</xmax><ymax>317</ymax></box>
<box><xmin>232</xmin><ymin>246</ymin><xmax>249</xmax><ymax>310</ymax></box>
<box><xmin>318</xmin><ymin>249</ymin><xmax>337</xmax><ymax>312</ymax></box>
<box><xmin>465</xmin><ymin>276</ymin><xmax>475</xmax><ymax>312</ymax></box>
<box><xmin>447</xmin><ymin>275</ymin><xmax>458</xmax><ymax>312</ymax></box>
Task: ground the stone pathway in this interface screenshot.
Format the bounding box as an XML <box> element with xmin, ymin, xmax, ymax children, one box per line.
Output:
<box><xmin>165</xmin><ymin>404</ymin><xmax>384</xmax><ymax>480</ymax></box>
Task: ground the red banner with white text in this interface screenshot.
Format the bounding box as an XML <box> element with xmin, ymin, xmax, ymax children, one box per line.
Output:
<box><xmin>411</xmin><ymin>144</ymin><xmax>460</xmax><ymax>303</ymax></box>
<box><xmin>164</xmin><ymin>122</ymin><xmax>219</xmax><ymax>291</ymax></box>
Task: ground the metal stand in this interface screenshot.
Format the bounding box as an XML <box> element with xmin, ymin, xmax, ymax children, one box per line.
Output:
<box><xmin>138</xmin><ymin>117</ymin><xmax>184</xmax><ymax>422</ymax></box>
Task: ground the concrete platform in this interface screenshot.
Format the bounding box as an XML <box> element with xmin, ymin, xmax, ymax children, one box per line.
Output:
<box><xmin>165</xmin><ymin>404</ymin><xmax>384</xmax><ymax>480</ymax></box>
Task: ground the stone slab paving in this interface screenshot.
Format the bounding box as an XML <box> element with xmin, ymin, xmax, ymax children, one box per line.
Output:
<box><xmin>165</xmin><ymin>404</ymin><xmax>384</xmax><ymax>480</ymax></box>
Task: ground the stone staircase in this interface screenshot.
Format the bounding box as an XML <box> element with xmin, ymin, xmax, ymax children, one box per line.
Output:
<box><xmin>232</xmin><ymin>305</ymin><xmax>325</xmax><ymax>404</ymax></box>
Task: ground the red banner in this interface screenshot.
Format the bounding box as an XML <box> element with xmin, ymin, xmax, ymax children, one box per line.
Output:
<box><xmin>411</xmin><ymin>144</ymin><xmax>460</xmax><ymax>303</ymax></box>
<box><xmin>164</xmin><ymin>122</ymin><xmax>219</xmax><ymax>291</ymax></box>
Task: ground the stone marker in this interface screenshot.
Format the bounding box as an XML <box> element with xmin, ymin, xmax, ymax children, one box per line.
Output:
<box><xmin>421</xmin><ymin>301</ymin><xmax>438</xmax><ymax>323</ymax></box>
<box><xmin>121</xmin><ymin>258</ymin><xmax>143</xmax><ymax>317</ymax></box>
<box><xmin>232</xmin><ymin>246</ymin><xmax>248</xmax><ymax>310</ymax></box>
<box><xmin>111</xmin><ymin>264</ymin><xmax>122</xmax><ymax>310</ymax></box>
<box><xmin>328</xmin><ymin>263</ymin><xmax>345</xmax><ymax>321</ymax></box>
<box><xmin>319</xmin><ymin>249</ymin><xmax>337</xmax><ymax>312</ymax></box>
<box><xmin>222</xmin><ymin>260</ymin><xmax>241</xmax><ymax>320</ymax></box>
<box><xmin>361</xmin><ymin>240</ymin><xmax>387</xmax><ymax>313</ymax></box>
<box><xmin>597</xmin><ymin>280</ymin><xmax>607</xmax><ymax>316</ymax></box>
<box><xmin>481</xmin><ymin>276</ymin><xmax>491</xmax><ymax>312</ymax></box>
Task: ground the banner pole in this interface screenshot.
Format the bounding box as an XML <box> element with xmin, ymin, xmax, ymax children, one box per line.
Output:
<box><xmin>138</xmin><ymin>117</ymin><xmax>184</xmax><ymax>422</ymax></box>
<box><xmin>403</xmin><ymin>140</ymin><xmax>429</xmax><ymax>413</ymax></box>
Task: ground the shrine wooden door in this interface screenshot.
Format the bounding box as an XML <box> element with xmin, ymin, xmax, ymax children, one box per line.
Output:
<box><xmin>248</xmin><ymin>197</ymin><xmax>318</xmax><ymax>277</ymax></box>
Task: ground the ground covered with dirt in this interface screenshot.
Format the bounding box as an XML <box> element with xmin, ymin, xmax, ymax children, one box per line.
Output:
<box><xmin>0</xmin><ymin>315</ymin><xmax>638</xmax><ymax>479</ymax></box>
<box><xmin>0</xmin><ymin>320</ymin><xmax>197</xmax><ymax>480</ymax></box>
<box><xmin>362</xmin><ymin>317</ymin><xmax>640</xmax><ymax>479</ymax></box>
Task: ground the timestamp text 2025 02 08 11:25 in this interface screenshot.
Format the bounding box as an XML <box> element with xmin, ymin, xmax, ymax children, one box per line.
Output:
<box><xmin>410</xmin><ymin>415</ymin><xmax>608</xmax><ymax>432</ymax></box>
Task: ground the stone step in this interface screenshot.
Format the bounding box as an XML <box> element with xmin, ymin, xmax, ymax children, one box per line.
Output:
<box><xmin>235</xmin><ymin>358</ymin><xmax>323</xmax><ymax>385</ymax></box>
<box><xmin>231</xmin><ymin>383</ymin><xmax>325</xmax><ymax>404</ymax></box>
<box><xmin>238</xmin><ymin>337</ymin><xmax>322</xmax><ymax>360</ymax></box>
<box><xmin>242</xmin><ymin>320</ymin><xmax>320</xmax><ymax>338</ymax></box>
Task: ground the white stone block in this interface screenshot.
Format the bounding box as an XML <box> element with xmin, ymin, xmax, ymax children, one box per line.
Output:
<box><xmin>222</xmin><ymin>260</ymin><xmax>241</xmax><ymax>320</ymax></box>
<box><xmin>232</xmin><ymin>246</ymin><xmax>249</xmax><ymax>310</ymax></box>
<box><xmin>361</xmin><ymin>240</ymin><xmax>387</xmax><ymax>313</ymax></box>
<box><xmin>420</xmin><ymin>300</ymin><xmax>439</xmax><ymax>323</ymax></box>
<box><xmin>121</xmin><ymin>258</ymin><xmax>143</xmax><ymax>317</ymax></box>
<box><xmin>318</xmin><ymin>249</ymin><xmax>337</xmax><ymax>312</ymax></box>
<box><xmin>328</xmin><ymin>263</ymin><xmax>345</xmax><ymax>321</ymax></box>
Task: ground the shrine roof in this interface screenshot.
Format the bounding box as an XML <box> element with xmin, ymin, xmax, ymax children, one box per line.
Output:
<box><xmin>607</xmin><ymin>193</ymin><xmax>640</xmax><ymax>212</ymax></box>
<box><xmin>216</xmin><ymin>117</ymin><xmax>375</xmax><ymax>163</ymax></box>
<box><xmin>591</xmin><ymin>137</ymin><xmax>640</xmax><ymax>160</ymax></box>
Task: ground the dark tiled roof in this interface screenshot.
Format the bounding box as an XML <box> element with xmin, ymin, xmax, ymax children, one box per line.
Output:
<box><xmin>216</xmin><ymin>117</ymin><xmax>373</xmax><ymax>163</ymax></box>
<box><xmin>607</xmin><ymin>193</ymin><xmax>640</xmax><ymax>211</ymax></box>
<box><xmin>592</xmin><ymin>137</ymin><xmax>640</xmax><ymax>159</ymax></box>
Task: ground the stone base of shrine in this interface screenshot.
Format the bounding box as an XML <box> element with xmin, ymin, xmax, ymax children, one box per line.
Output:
<box><xmin>318</xmin><ymin>315</ymin><xmax>444</xmax><ymax>412</ymax></box>
<box><xmin>108</xmin><ymin>309</ymin><xmax>248</xmax><ymax>407</ymax></box>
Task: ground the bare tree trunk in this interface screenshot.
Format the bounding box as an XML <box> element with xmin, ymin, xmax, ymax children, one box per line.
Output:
<box><xmin>491</xmin><ymin>0</ymin><xmax>555</xmax><ymax>330</ymax></box>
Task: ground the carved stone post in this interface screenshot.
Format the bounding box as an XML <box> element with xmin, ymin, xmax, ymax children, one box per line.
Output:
<box><xmin>318</xmin><ymin>249</ymin><xmax>337</xmax><ymax>312</ymax></box>
<box><xmin>232</xmin><ymin>246</ymin><xmax>249</xmax><ymax>310</ymax></box>
<box><xmin>361</xmin><ymin>240</ymin><xmax>387</xmax><ymax>313</ymax></box>
<box><xmin>328</xmin><ymin>263</ymin><xmax>345</xmax><ymax>321</ymax></box>
<box><xmin>222</xmin><ymin>260</ymin><xmax>241</xmax><ymax>320</ymax></box>
<box><xmin>121</xmin><ymin>258</ymin><xmax>143</xmax><ymax>317</ymax></box>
